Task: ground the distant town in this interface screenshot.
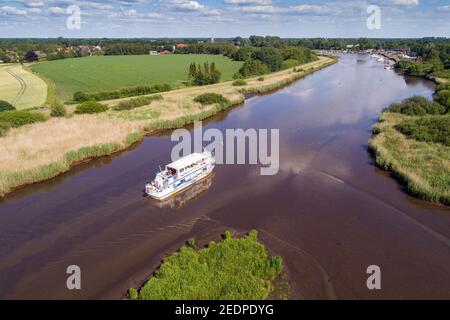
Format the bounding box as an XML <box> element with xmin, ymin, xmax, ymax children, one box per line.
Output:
<box><xmin>1</xmin><ymin>37</ymin><xmax>445</xmax><ymax>64</ymax></box>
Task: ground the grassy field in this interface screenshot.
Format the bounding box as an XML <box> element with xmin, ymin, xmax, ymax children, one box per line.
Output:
<box><xmin>0</xmin><ymin>64</ymin><xmax>47</xmax><ymax>109</ymax></box>
<box><xmin>31</xmin><ymin>55</ymin><xmax>244</xmax><ymax>100</ymax></box>
<box><xmin>0</xmin><ymin>57</ymin><xmax>335</xmax><ymax>197</ymax></box>
<box><xmin>133</xmin><ymin>230</ymin><xmax>282</xmax><ymax>300</ymax></box>
<box><xmin>369</xmin><ymin>112</ymin><xmax>450</xmax><ymax>205</ymax></box>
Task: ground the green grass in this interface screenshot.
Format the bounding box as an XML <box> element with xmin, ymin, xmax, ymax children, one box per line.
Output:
<box><xmin>369</xmin><ymin>112</ymin><xmax>450</xmax><ymax>205</ymax></box>
<box><xmin>136</xmin><ymin>230</ymin><xmax>282</xmax><ymax>300</ymax></box>
<box><xmin>31</xmin><ymin>55</ymin><xmax>244</xmax><ymax>100</ymax></box>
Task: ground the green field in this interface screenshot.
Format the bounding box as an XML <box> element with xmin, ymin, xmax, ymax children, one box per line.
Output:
<box><xmin>31</xmin><ymin>55</ymin><xmax>244</xmax><ymax>100</ymax></box>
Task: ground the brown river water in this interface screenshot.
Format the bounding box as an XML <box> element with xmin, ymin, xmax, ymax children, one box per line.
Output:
<box><xmin>0</xmin><ymin>54</ymin><xmax>449</xmax><ymax>299</ymax></box>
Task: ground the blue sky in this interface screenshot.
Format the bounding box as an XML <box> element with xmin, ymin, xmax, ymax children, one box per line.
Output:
<box><xmin>0</xmin><ymin>0</ymin><xmax>449</xmax><ymax>38</ymax></box>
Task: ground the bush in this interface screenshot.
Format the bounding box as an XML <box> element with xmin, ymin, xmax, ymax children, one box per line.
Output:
<box><xmin>128</xmin><ymin>288</ymin><xmax>138</xmax><ymax>300</ymax></box>
<box><xmin>73</xmin><ymin>91</ymin><xmax>90</xmax><ymax>102</ymax></box>
<box><xmin>0</xmin><ymin>121</ymin><xmax>11</xmax><ymax>136</ymax></box>
<box><xmin>187</xmin><ymin>238</ymin><xmax>196</xmax><ymax>247</ymax></box>
<box><xmin>223</xmin><ymin>230</ymin><xmax>231</xmax><ymax>240</ymax></box>
<box><xmin>75</xmin><ymin>101</ymin><xmax>108</xmax><ymax>114</ymax></box>
<box><xmin>232</xmin><ymin>79</ymin><xmax>247</xmax><ymax>86</ymax></box>
<box><xmin>137</xmin><ymin>231</ymin><xmax>282</xmax><ymax>300</ymax></box>
<box><xmin>282</xmin><ymin>59</ymin><xmax>300</xmax><ymax>70</ymax></box>
<box><xmin>387</xmin><ymin>96</ymin><xmax>446</xmax><ymax>116</ymax></box>
<box><xmin>194</xmin><ymin>93</ymin><xmax>230</xmax><ymax>106</ymax></box>
<box><xmin>395</xmin><ymin>115</ymin><xmax>450</xmax><ymax>146</ymax></box>
<box><xmin>434</xmin><ymin>88</ymin><xmax>450</xmax><ymax>111</ymax></box>
<box><xmin>0</xmin><ymin>100</ymin><xmax>15</xmax><ymax>112</ymax></box>
<box><xmin>257</xmin><ymin>77</ymin><xmax>265</xmax><ymax>81</ymax></box>
<box><xmin>50</xmin><ymin>103</ymin><xmax>67</xmax><ymax>117</ymax></box>
<box><xmin>0</xmin><ymin>110</ymin><xmax>47</xmax><ymax>128</ymax></box>
<box><xmin>72</xmin><ymin>84</ymin><xmax>172</xmax><ymax>102</ymax></box>
<box><xmin>113</xmin><ymin>95</ymin><xmax>162</xmax><ymax>111</ymax></box>
<box><xmin>239</xmin><ymin>59</ymin><xmax>270</xmax><ymax>78</ymax></box>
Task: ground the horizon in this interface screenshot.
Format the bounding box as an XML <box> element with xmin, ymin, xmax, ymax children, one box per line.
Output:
<box><xmin>0</xmin><ymin>36</ymin><xmax>449</xmax><ymax>40</ymax></box>
<box><xmin>0</xmin><ymin>0</ymin><xmax>449</xmax><ymax>38</ymax></box>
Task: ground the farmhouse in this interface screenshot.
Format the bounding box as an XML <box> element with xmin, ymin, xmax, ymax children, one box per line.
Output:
<box><xmin>34</xmin><ymin>51</ymin><xmax>47</xmax><ymax>60</ymax></box>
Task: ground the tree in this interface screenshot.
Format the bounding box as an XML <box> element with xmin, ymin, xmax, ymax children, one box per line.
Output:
<box><xmin>253</xmin><ymin>47</ymin><xmax>283</xmax><ymax>72</ymax></box>
<box><xmin>24</xmin><ymin>51</ymin><xmax>38</xmax><ymax>62</ymax></box>
<box><xmin>0</xmin><ymin>100</ymin><xmax>15</xmax><ymax>112</ymax></box>
<box><xmin>189</xmin><ymin>62</ymin><xmax>221</xmax><ymax>86</ymax></box>
<box><xmin>238</xmin><ymin>59</ymin><xmax>270</xmax><ymax>78</ymax></box>
<box><xmin>234</xmin><ymin>46</ymin><xmax>255</xmax><ymax>61</ymax></box>
<box><xmin>209</xmin><ymin>62</ymin><xmax>221</xmax><ymax>83</ymax></box>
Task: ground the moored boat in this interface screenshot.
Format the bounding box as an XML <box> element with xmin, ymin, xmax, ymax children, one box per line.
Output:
<box><xmin>145</xmin><ymin>151</ymin><xmax>215</xmax><ymax>200</ymax></box>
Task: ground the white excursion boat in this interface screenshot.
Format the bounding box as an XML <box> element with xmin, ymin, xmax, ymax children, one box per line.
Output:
<box><xmin>145</xmin><ymin>151</ymin><xmax>215</xmax><ymax>201</ymax></box>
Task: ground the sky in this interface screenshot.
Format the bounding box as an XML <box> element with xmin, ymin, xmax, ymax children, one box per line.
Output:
<box><xmin>0</xmin><ymin>0</ymin><xmax>449</xmax><ymax>38</ymax></box>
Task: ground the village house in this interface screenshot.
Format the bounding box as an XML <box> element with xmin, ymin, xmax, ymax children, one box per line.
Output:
<box><xmin>34</xmin><ymin>51</ymin><xmax>47</xmax><ymax>60</ymax></box>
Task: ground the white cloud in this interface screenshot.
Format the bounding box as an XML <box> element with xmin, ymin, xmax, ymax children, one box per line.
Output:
<box><xmin>48</xmin><ymin>6</ymin><xmax>67</xmax><ymax>15</ymax></box>
<box><xmin>25</xmin><ymin>1</ymin><xmax>44</xmax><ymax>8</ymax></box>
<box><xmin>437</xmin><ymin>5</ymin><xmax>450</xmax><ymax>12</ymax></box>
<box><xmin>223</xmin><ymin>0</ymin><xmax>272</xmax><ymax>4</ymax></box>
<box><xmin>290</xmin><ymin>4</ymin><xmax>329</xmax><ymax>14</ymax></box>
<box><xmin>392</xmin><ymin>0</ymin><xmax>419</xmax><ymax>6</ymax></box>
<box><xmin>0</xmin><ymin>6</ymin><xmax>27</xmax><ymax>15</ymax></box>
<box><xmin>166</xmin><ymin>0</ymin><xmax>220</xmax><ymax>15</ymax></box>
<box><xmin>237</xmin><ymin>4</ymin><xmax>329</xmax><ymax>15</ymax></box>
<box><xmin>123</xmin><ymin>9</ymin><xmax>137</xmax><ymax>16</ymax></box>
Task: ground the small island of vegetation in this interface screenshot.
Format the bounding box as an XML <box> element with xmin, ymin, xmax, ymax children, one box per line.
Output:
<box><xmin>128</xmin><ymin>230</ymin><xmax>283</xmax><ymax>300</ymax></box>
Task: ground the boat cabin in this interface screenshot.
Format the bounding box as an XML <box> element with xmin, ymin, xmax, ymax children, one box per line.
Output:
<box><xmin>165</xmin><ymin>153</ymin><xmax>207</xmax><ymax>178</ymax></box>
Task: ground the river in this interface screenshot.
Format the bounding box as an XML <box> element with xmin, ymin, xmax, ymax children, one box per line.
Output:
<box><xmin>0</xmin><ymin>54</ymin><xmax>449</xmax><ymax>299</ymax></box>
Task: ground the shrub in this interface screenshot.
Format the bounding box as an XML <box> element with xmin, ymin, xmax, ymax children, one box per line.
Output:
<box><xmin>187</xmin><ymin>238</ymin><xmax>196</xmax><ymax>247</ymax></box>
<box><xmin>395</xmin><ymin>115</ymin><xmax>450</xmax><ymax>146</ymax></box>
<box><xmin>75</xmin><ymin>101</ymin><xmax>108</xmax><ymax>114</ymax></box>
<box><xmin>223</xmin><ymin>230</ymin><xmax>231</xmax><ymax>240</ymax></box>
<box><xmin>72</xmin><ymin>84</ymin><xmax>172</xmax><ymax>102</ymax></box>
<box><xmin>232</xmin><ymin>79</ymin><xmax>247</xmax><ymax>86</ymax></box>
<box><xmin>0</xmin><ymin>100</ymin><xmax>15</xmax><ymax>112</ymax></box>
<box><xmin>257</xmin><ymin>77</ymin><xmax>265</xmax><ymax>81</ymax></box>
<box><xmin>0</xmin><ymin>121</ymin><xmax>11</xmax><ymax>136</ymax></box>
<box><xmin>239</xmin><ymin>59</ymin><xmax>270</xmax><ymax>78</ymax></box>
<box><xmin>73</xmin><ymin>91</ymin><xmax>90</xmax><ymax>102</ymax></box>
<box><xmin>194</xmin><ymin>93</ymin><xmax>229</xmax><ymax>106</ymax></box>
<box><xmin>128</xmin><ymin>288</ymin><xmax>138</xmax><ymax>300</ymax></box>
<box><xmin>50</xmin><ymin>103</ymin><xmax>67</xmax><ymax>117</ymax></box>
<box><xmin>113</xmin><ymin>95</ymin><xmax>162</xmax><ymax>111</ymax></box>
<box><xmin>434</xmin><ymin>89</ymin><xmax>450</xmax><ymax>111</ymax></box>
<box><xmin>282</xmin><ymin>59</ymin><xmax>300</xmax><ymax>70</ymax></box>
<box><xmin>138</xmin><ymin>231</ymin><xmax>282</xmax><ymax>300</ymax></box>
<box><xmin>387</xmin><ymin>96</ymin><xmax>446</xmax><ymax>116</ymax></box>
<box><xmin>0</xmin><ymin>110</ymin><xmax>47</xmax><ymax>128</ymax></box>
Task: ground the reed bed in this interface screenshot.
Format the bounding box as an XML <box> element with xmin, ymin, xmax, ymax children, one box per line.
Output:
<box><xmin>369</xmin><ymin>112</ymin><xmax>450</xmax><ymax>205</ymax></box>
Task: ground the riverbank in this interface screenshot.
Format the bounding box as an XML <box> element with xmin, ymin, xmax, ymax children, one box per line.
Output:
<box><xmin>369</xmin><ymin>111</ymin><xmax>449</xmax><ymax>205</ymax></box>
<box><xmin>0</xmin><ymin>56</ymin><xmax>336</xmax><ymax>197</ymax></box>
